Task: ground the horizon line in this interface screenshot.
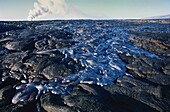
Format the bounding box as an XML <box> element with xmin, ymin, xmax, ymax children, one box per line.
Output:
<box><xmin>0</xmin><ymin>17</ymin><xmax>153</xmax><ymax>22</ymax></box>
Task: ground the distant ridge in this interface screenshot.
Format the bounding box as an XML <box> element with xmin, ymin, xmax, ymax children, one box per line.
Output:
<box><xmin>145</xmin><ymin>14</ymin><xmax>170</xmax><ymax>19</ymax></box>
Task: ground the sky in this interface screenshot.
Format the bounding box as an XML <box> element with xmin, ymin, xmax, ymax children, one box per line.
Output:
<box><xmin>0</xmin><ymin>0</ymin><xmax>170</xmax><ymax>20</ymax></box>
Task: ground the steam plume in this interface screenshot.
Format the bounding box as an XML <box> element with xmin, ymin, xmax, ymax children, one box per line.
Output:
<box><xmin>28</xmin><ymin>0</ymin><xmax>86</xmax><ymax>21</ymax></box>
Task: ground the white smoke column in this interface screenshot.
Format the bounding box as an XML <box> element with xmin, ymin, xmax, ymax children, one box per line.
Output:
<box><xmin>28</xmin><ymin>0</ymin><xmax>86</xmax><ymax>21</ymax></box>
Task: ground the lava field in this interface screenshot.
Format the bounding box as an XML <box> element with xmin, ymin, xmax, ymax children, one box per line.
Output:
<box><xmin>0</xmin><ymin>20</ymin><xmax>170</xmax><ymax>112</ymax></box>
